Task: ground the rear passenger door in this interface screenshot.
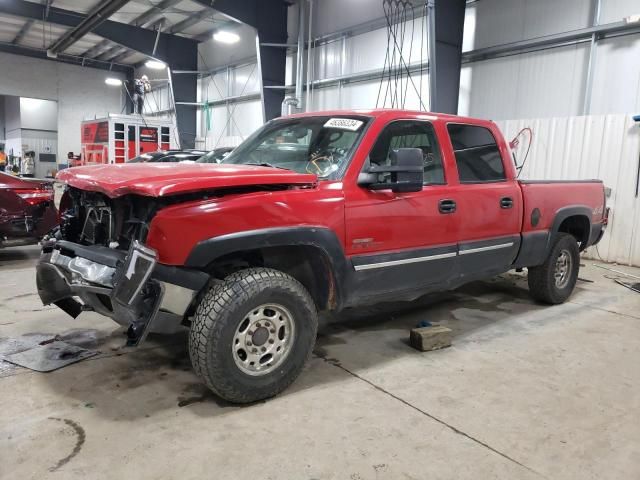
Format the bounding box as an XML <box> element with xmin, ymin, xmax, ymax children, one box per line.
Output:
<box><xmin>447</xmin><ymin>123</ymin><xmax>522</xmax><ymax>280</ymax></box>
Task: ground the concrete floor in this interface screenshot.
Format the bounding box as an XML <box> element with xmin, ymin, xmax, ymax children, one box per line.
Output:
<box><xmin>1</xmin><ymin>245</ymin><xmax>639</xmax><ymax>480</ymax></box>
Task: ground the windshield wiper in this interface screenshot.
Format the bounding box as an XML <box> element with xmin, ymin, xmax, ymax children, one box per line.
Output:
<box><xmin>245</xmin><ymin>162</ymin><xmax>292</xmax><ymax>171</ymax></box>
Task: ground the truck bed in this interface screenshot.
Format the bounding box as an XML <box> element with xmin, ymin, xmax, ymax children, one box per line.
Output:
<box><xmin>518</xmin><ymin>179</ymin><xmax>606</xmax><ymax>235</ymax></box>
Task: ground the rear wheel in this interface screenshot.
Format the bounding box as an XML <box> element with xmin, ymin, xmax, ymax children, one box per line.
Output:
<box><xmin>189</xmin><ymin>268</ymin><xmax>318</xmax><ymax>403</ymax></box>
<box><xmin>528</xmin><ymin>233</ymin><xmax>580</xmax><ymax>304</ymax></box>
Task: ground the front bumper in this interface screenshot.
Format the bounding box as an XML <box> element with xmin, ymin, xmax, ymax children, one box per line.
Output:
<box><xmin>36</xmin><ymin>239</ymin><xmax>209</xmax><ymax>345</ymax></box>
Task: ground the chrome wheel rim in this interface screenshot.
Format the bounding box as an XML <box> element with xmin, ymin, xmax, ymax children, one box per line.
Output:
<box><xmin>554</xmin><ymin>249</ymin><xmax>572</xmax><ymax>288</ymax></box>
<box><xmin>232</xmin><ymin>303</ymin><xmax>295</xmax><ymax>376</ymax></box>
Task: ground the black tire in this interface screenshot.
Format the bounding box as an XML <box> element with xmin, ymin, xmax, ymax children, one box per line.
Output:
<box><xmin>527</xmin><ymin>233</ymin><xmax>580</xmax><ymax>304</ymax></box>
<box><xmin>188</xmin><ymin>267</ymin><xmax>318</xmax><ymax>404</ymax></box>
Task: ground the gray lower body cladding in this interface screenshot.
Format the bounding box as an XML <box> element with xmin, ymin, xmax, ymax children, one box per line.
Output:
<box><xmin>36</xmin><ymin>240</ymin><xmax>209</xmax><ymax>344</ymax></box>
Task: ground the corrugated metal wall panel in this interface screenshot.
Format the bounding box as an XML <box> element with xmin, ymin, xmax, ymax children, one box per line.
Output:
<box><xmin>498</xmin><ymin>114</ymin><xmax>640</xmax><ymax>266</ymax></box>
<box><xmin>311</xmin><ymin>20</ymin><xmax>428</xmax><ymax>84</ymax></box>
<box><xmin>466</xmin><ymin>0</ymin><xmax>590</xmax><ymax>51</ymax></box>
<box><xmin>230</xmin><ymin>63</ymin><xmax>260</xmax><ymax>97</ymax></box>
<box><xmin>599</xmin><ymin>0</ymin><xmax>640</xmax><ymax>23</ymax></box>
<box><xmin>199</xmin><ymin>100</ymin><xmax>263</xmax><ymax>150</ymax></box>
<box><xmin>310</xmin><ymin>0</ymin><xmax>386</xmax><ymax>38</ymax></box>
<box><xmin>143</xmin><ymin>85</ymin><xmax>172</xmax><ymax>115</ymax></box>
<box><xmin>460</xmin><ymin>42</ymin><xmax>589</xmax><ymax>120</ymax></box>
<box><xmin>310</xmin><ymin>73</ymin><xmax>430</xmax><ymax>112</ymax></box>
<box><xmin>590</xmin><ymin>33</ymin><xmax>640</xmax><ymax>115</ymax></box>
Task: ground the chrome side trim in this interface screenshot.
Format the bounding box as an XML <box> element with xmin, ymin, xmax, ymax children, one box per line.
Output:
<box><xmin>354</xmin><ymin>252</ymin><xmax>457</xmax><ymax>271</ymax></box>
<box><xmin>459</xmin><ymin>242</ymin><xmax>514</xmax><ymax>255</ymax></box>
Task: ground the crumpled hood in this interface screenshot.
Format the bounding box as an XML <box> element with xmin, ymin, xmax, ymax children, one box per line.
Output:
<box><xmin>56</xmin><ymin>163</ymin><xmax>317</xmax><ymax>198</ymax></box>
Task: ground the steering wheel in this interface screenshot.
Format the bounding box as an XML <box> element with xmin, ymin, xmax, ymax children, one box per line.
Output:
<box><xmin>306</xmin><ymin>151</ymin><xmax>335</xmax><ymax>176</ymax></box>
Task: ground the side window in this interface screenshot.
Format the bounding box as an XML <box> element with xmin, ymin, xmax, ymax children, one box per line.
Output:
<box><xmin>447</xmin><ymin>124</ymin><xmax>505</xmax><ymax>183</ymax></box>
<box><xmin>369</xmin><ymin>121</ymin><xmax>445</xmax><ymax>185</ymax></box>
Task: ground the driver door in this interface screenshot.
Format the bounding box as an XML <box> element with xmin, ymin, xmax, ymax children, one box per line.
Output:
<box><xmin>344</xmin><ymin>120</ymin><xmax>459</xmax><ymax>300</ymax></box>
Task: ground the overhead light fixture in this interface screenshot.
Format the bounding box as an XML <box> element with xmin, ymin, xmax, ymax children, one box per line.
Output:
<box><xmin>213</xmin><ymin>30</ymin><xmax>240</xmax><ymax>44</ymax></box>
<box><xmin>105</xmin><ymin>77</ymin><xmax>122</xmax><ymax>86</ymax></box>
<box><xmin>145</xmin><ymin>59</ymin><xmax>166</xmax><ymax>69</ymax></box>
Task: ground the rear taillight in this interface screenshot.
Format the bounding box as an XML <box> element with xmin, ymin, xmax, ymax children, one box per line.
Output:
<box><xmin>13</xmin><ymin>189</ymin><xmax>54</xmax><ymax>206</ymax></box>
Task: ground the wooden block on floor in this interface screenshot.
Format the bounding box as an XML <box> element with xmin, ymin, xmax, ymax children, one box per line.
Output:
<box><xmin>409</xmin><ymin>325</ymin><xmax>452</xmax><ymax>352</ymax></box>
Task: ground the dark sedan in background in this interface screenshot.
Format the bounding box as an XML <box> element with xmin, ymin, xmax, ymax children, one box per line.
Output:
<box><xmin>0</xmin><ymin>172</ymin><xmax>57</xmax><ymax>248</ymax></box>
<box><xmin>196</xmin><ymin>147</ymin><xmax>234</xmax><ymax>163</ymax></box>
<box><xmin>127</xmin><ymin>149</ymin><xmax>208</xmax><ymax>163</ymax></box>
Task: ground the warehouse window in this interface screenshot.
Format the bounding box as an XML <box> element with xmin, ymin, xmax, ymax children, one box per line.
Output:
<box><xmin>447</xmin><ymin>124</ymin><xmax>505</xmax><ymax>183</ymax></box>
<box><xmin>369</xmin><ymin>121</ymin><xmax>445</xmax><ymax>185</ymax></box>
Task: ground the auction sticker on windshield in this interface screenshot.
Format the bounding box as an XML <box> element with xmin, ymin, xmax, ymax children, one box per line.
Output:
<box><xmin>324</xmin><ymin>118</ymin><xmax>364</xmax><ymax>131</ymax></box>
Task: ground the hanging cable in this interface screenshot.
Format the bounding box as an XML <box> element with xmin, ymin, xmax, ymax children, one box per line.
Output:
<box><xmin>376</xmin><ymin>0</ymin><xmax>392</xmax><ymax>108</ymax></box>
<box><xmin>379</xmin><ymin>0</ymin><xmax>427</xmax><ymax>111</ymax></box>
<box><xmin>509</xmin><ymin>127</ymin><xmax>533</xmax><ymax>177</ymax></box>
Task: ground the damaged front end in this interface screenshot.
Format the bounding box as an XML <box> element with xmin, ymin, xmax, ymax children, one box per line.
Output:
<box><xmin>37</xmin><ymin>188</ymin><xmax>209</xmax><ymax>345</ymax></box>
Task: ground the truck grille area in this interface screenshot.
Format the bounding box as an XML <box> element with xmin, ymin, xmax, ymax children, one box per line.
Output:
<box><xmin>60</xmin><ymin>188</ymin><xmax>157</xmax><ymax>250</ymax></box>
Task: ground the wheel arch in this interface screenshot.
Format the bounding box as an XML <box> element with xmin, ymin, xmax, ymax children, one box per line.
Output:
<box><xmin>550</xmin><ymin>206</ymin><xmax>592</xmax><ymax>251</ymax></box>
<box><xmin>185</xmin><ymin>227</ymin><xmax>349</xmax><ymax>311</ymax></box>
<box><xmin>514</xmin><ymin>205</ymin><xmax>592</xmax><ymax>268</ymax></box>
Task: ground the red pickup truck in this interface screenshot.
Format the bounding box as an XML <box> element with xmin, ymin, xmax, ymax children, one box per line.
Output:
<box><xmin>37</xmin><ymin>110</ymin><xmax>607</xmax><ymax>403</ymax></box>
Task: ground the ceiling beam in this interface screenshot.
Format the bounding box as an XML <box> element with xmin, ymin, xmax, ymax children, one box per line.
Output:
<box><xmin>48</xmin><ymin>0</ymin><xmax>131</xmax><ymax>54</ymax></box>
<box><xmin>168</xmin><ymin>9</ymin><xmax>208</xmax><ymax>34</ymax></box>
<box><xmin>95</xmin><ymin>45</ymin><xmax>128</xmax><ymax>61</ymax></box>
<box><xmin>12</xmin><ymin>19</ymin><xmax>34</xmax><ymax>45</ymax></box>
<box><xmin>78</xmin><ymin>0</ymin><xmax>180</xmax><ymax>62</ymax></box>
<box><xmin>0</xmin><ymin>41</ymin><xmax>132</xmax><ymax>74</ymax></box>
<box><xmin>111</xmin><ymin>49</ymin><xmax>136</xmax><ymax>64</ymax></box>
<box><xmin>133</xmin><ymin>0</ymin><xmax>182</xmax><ymax>27</ymax></box>
<box><xmin>192</xmin><ymin>0</ymin><xmax>289</xmax><ymax>121</ymax></box>
<box><xmin>82</xmin><ymin>39</ymin><xmax>111</xmax><ymax>57</ymax></box>
<box><xmin>0</xmin><ymin>0</ymin><xmax>197</xmax><ymax>66</ymax></box>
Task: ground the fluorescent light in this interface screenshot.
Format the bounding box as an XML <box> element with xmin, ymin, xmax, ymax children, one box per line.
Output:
<box><xmin>145</xmin><ymin>59</ymin><xmax>166</xmax><ymax>69</ymax></box>
<box><xmin>105</xmin><ymin>77</ymin><xmax>122</xmax><ymax>86</ymax></box>
<box><xmin>213</xmin><ymin>30</ymin><xmax>240</xmax><ymax>44</ymax></box>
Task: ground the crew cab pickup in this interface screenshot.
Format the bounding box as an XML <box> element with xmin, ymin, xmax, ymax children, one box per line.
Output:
<box><xmin>36</xmin><ymin>110</ymin><xmax>607</xmax><ymax>403</ymax></box>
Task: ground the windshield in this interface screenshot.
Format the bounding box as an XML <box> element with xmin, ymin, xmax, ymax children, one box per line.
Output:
<box><xmin>219</xmin><ymin>115</ymin><xmax>370</xmax><ymax>178</ymax></box>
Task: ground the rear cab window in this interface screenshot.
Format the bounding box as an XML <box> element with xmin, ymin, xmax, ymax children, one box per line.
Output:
<box><xmin>447</xmin><ymin>124</ymin><xmax>506</xmax><ymax>183</ymax></box>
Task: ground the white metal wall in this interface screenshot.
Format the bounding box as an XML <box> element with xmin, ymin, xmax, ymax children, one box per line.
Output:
<box><xmin>459</xmin><ymin>43</ymin><xmax>590</xmax><ymax>120</ymax></box>
<box><xmin>142</xmin><ymin>85</ymin><xmax>172</xmax><ymax>117</ymax></box>
<box><xmin>463</xmin><ymin>0</ymin><xmax>592</xmax><ymax>51</ymax></box>
<box><xmin>196</xmin><ymin>62</ymin><xmax>263</xmax><ymax>149</ymax></box>
<box><xmin>194</xmin><ymin>0</ymin><xmax>640</xmax><ymax>147</ymax></box>
<box><xmin>497</xmin><ymin>114</ymin><xmax>640</xmax><ymax>266</ymax></box>
<box><xmin>302</xmin><ymin>0</ymin><xmax>640</xmax><ymax>120</ymax></box>
<box><xmin>0</xmin><ymin>51</ymin><xmax>126</xmax><ymax>161</ymax></box>
<box><xmin>460</xmin><ymin>0</ymin><xmax>640</xmax><ymax>120</ymax></box>
<box><xmin>306</xmin><ymin>9</ymin><xmax>431</xmax><ymax>112</ymax></box>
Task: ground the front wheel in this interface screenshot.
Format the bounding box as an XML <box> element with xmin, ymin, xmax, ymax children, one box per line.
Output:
<box><xmin>189</xmin><ymin>268</ymin><xmax>318</xmax><ymax>403</ymax></box>
<box><xmin>527</xmin><ymin>233</ymin><xmax>580</xmax><ymax>304</ymax></box>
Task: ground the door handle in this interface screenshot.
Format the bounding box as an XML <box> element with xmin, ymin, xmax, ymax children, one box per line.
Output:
<box><xmin>500</xmin><ymin>197</ymin><xmax>514</xmax><ymax>209</ymax></box>
<box><xmin>439</xmin><ymin>199</ymin><xmax>456</xmax><ymax>214</ymax></box>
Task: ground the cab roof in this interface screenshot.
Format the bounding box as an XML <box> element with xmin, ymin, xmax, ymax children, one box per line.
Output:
<box><xmin>284</xmin><ymin>108</ymin><xmax>494</xmax><ymax>126</ymax></box>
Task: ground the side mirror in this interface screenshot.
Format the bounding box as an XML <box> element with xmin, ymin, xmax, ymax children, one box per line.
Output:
<box><xmin>357</xmin><ymin>148</ymin><xmax>423</xmax><ymax>193</ymax></box>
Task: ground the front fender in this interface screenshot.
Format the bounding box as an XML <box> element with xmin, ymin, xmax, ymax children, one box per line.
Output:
<box><xmin>185</xmin><ymin>226</ymin><xmax>350</xmax><ymax>309</ymax></box>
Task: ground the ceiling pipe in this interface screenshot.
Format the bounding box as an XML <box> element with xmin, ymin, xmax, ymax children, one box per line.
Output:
<box><xmin>305</xmin><ymin>0</ymin><xmax>313</xmax><ymax>111</ymax></box>
<box><xmin>48</xmin><ymin>0</ymin><xmax>131</xmax><ymax>55</ymax></box>
<box><xmin>294</xmin><ymin>0</ymin><xmax>305</xmax><ymax>110</ymax></box>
